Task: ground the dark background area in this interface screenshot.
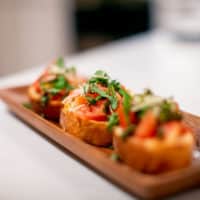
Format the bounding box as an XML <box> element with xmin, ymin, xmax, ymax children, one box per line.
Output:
<box><xmin>75</xmin><ymin>0</ymin><xmax>150</xmax><ymax>50</ymax></box>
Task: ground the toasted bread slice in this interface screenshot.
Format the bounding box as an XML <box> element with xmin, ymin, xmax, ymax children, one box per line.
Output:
<box><xmin>114</xmin><ymin>127</ymin><xmax>194</xmax><ymax>173</ymax></box>
<box><xmin>28</xmin><ymin>85</ymin><xmax>62</xmax><ymax>120</ymax></box>
<box><xmin>60</xmin><ymin>104</ymin><xmax>112</xmax><ymax>146</ymax></box>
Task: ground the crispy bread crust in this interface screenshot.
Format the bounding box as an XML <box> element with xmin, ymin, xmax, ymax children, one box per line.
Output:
<box><xmin>60</xmin><ymin>107</ymin><xmax>112</xmax><ymax>146</ymax></box>
<box><xmin>113</xmin><ymin>128</ymin><xmax>194</xmax><ymax>173</ymax></box>
<box><xmin>28</xmin><ymin>85</ymin><xmax>62</xmax><ymax>120</ymax></box>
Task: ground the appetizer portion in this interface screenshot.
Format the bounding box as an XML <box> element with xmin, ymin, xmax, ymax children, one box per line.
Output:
<box><xmin>60</xmin><ymin>70</ymin><xmax>132</xmax><ymax>146</ymax></box>
<box><xmin>28</xmin><ymin>58</ymin><xmax>85</xmax><ymax>120</ymax></box>
<box><xmin>113</xmin><ymin>90</ymin><xmax>195</xmax><ymax>173</ymax></box>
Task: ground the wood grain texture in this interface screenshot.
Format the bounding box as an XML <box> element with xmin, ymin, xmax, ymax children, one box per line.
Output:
<box><xmin>1</xmin><ymin>85</ymin><xmax>200</xmax><ymax>199</ymax></box>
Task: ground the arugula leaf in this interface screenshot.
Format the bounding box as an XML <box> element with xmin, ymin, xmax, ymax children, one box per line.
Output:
<box><xmin>47</xmin><ymin>88</ymin><xmax>61</xmax><ymax>95</ymax></box>
<box><xmin>136</xmin><ymin>106</ymin><xmax>149</xmax><ymax>119</ymax></box>
<box><xmin>110</xmin><ymin>96</ymin><xmax>118</xmax><ymax>110</ymax></box>
<box><xmin>119</xmin><ymin>88</ymin><xmax>132</xmax><ymax>123</ymax></box>
<box><xmin>90</xmin><ymin>84</ymin><xmax>118</xmax><ymax>110</ymax></box>
<box><xmin>41</xmin><ymin>95</ymin><xmax>49</xmax><ymax>106</ymax></box>
<box><xmin>158</xmin><ymin>101</ymin><xmax>182</xmax><ymax>123</ymax></box>
<box><xmin>85</xmin><ymin>96</ymin><xmax>97</xmax><ymax>105</ymax></box>
<box><xmin>53</xmin><ymin>75</ymin><xmax>67</xmax><ymax>89</ymax></box>
<box><xmin>108</xmin><ymin>113</ymin><xmax>119</xmax><ymax>131</ymax></box>
<box><xmin>84</xmin><ymin>70</ymin><xmax>127</xmax><ymax>112</ymax></box>
<box><xmin>109</xmin><ymin>80</ymin><xmax>121</xmax><ymax>91</ymax></box>
<box><xmin>94</xmin><ymin>70</ymin><xmax>110</xmax><ymax>78</ymax></box>
<box><xmin>22</xmin><ymin>102</ymin><xmax>32</xmax><ymax>109</ymax></box>
<box><xmin>56</xmin><ymin>57</ymin><xmax>65</xmax><ymax>68</ymax></box>
<box><xmin>120</xmin><ymin>125</ymin><xmax>135</xmax><ymax>140</ymax></box>
<box><xmin>144</xmin><ymin>88</ymin><xmax>153</xmax><ymax>96</ymax></box>
<box><xmin>90</xmin><ymin>84</ymin><xmax>111</xmax><ymax>99</ymax></box>
<box><xmin>89</xmin><ymin>70</ymin><xmax>110</xmax><ymax>86</ymax></box>
<box><xmin>66</xmin><ymin>66</ymin><xmax>76</xmax><ymax>74</ymax></box>
<box><xmin>83</xmin><ymin>83</ymin><xmax>90</xmax><ymax>94</ymax></box>
<box><xmin>110</xmin><ymin>153</ymin><xmax>120</xmax><ymax>161</ymax></box>
<box><xmin>52</xmin><ymin>75</ymin><xmax>74</xmax><ymax>91</ymax></box>
<box><xmin>108</xmin><ymin>84</ymin><xmax>118</xmax><ymax>110</ymax></box>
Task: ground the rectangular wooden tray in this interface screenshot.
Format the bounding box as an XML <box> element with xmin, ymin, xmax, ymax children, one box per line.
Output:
<box><xmin>1</xmin><ymin>85</ymin><xmax>200</xmax><ymax>199</ymax></box>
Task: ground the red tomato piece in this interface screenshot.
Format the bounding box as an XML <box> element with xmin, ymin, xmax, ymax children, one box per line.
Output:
<box><xmin>33</xmin><ymin>80</ymin><xmax>42</xmax><ymax>93</ymax></box>
<box><xmin>116</xmin><ymin>103</ymin><xmax>127</xmax><ymax>128</ymax></box>
<box><xmin>76</xmin><ymin>99</ymin><xmax>108</xmax><ymax>121</ymax></box>
<box><xmin>161</xmin><ymin>121</ymin><xmax>189</xmax><ymax>136</ymax></box>
<box><xmin>135</xmin><ymin>111</ymin><xmax>157</xmax><ymax>138</ymax></box>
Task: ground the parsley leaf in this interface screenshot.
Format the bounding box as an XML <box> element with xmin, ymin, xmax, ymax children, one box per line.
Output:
<box><xmin>119</xmin><ymin>88</ymin><xmax>132</xmax><ymax>122</ymax></box>
<box><xmin>66</xmin><ymin>66</ymin><xmax>76</xmax><ymax>74</ymax></box>
<box><xmin>108</xmin><ymin>83</ymin><xmax>118</xmax><ymax>110</ymax></box>
<box><xmin>94</xmin><ymin>70</ymin><xmax>109</xmax><ymax>77</ymax></box>
<box><xmin>52</xmin><ymin>75</ymin><xmax>74</xmax><ymax>91</ymax></box>
<box><xmin>89</xmin><ymin>70</ymin><xmax>110</xmax><ymax>86</ymax></box>
<box><xmin>90</xmin><ymin>84</ymin><xmax>110</xmax><ymax>99</ymax></box>
<box><xmin>83</xmin><ymin>83</ymin><xmax>90</xmax><ymax>94</ymax></box>
<box><xmin>108</xmin><ymin>113</ymin><xmax>119</xmax><ymax>131</ymax></box>
<box><xmin>110</xmin><ymin>153</ymin><xmax>120</xmax><ymax>161</ymax></box>
<box><xmin>56</xmin><ymin>57</ymin><xmax>65</xmax><ymax>68</ymax></box>
<box><xmin>41</xmin><ymin>95</ymin><xmax>49</xmax><ymax>106</ymax></box>
<box><xmin>53</xmin><ymin>75</ymin><xmax>67</xmax><ymax>89</ymax></box>
<box><xmin>22</xmin><ymin>102</ymin><xmax>32</xmax><ymax>109</ymax></box>
<box><xmin>47</xmin><ymin>88</ymin><xmax>61</xmax><ymax>95</ymax></box>
<box><xmin>120</xmin><ymin>125</ymin><xmax>135</xmax><ymax>140</ymax></box>
<box><xmin>85</xmin><ymin>96</ymin><xmax>97</xmax><ymax>105</ymax></box>
<box><xmin>158</xmin><ymin>101</ymin><xmax>182</xmax><ymax>123</ymax></box>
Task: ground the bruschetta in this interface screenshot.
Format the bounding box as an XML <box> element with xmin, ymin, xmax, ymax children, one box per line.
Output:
<box><xmin>28</xmin><ymin>57</ymin><xmax>85</xmax><ymax>120</ymax></box>
<box><xmin>113</xmin><ymin>90</ymin><xmax>195</xmax><ymax>173</ymax></box>
<box><xmin>60</xmin><ymin>70</ymin><xmax>133</xmax><ymax>146</ymax></box>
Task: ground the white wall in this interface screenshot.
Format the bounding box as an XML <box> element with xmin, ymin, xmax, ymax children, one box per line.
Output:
<box><xmin>0</xmin><ymin>0</ymin><xmax>75</xmax><ymax>76</ymax></box>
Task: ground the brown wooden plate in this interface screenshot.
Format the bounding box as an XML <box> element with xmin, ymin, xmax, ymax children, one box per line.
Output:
<box><xmin>1</xmin><ymin>85</ymin><xmax>200</xmax><ymax>199</ymax></box>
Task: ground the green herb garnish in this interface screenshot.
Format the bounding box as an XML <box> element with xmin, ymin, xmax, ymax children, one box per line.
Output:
<box><xmin>48</xmin><ymin>88</ymin><xmax>61</xmax><ymax>95</ymax></box>
<box><xmin>120</xmin><ymin>125</ymin><xmax>135</xmax><ymax>140</ymax></box>
<box><xmin>22</xmin><ymin>102</ymin><xmax>32</xmax><ymax>109</ymax></box>
<box><xmin>41</xmin><ymin>95</ymin><xmax>49</xmax><ymax>106</ymax></box>
<box><xmin>110</xmin><ymin>153</ymin><xmax>120</xmax><ymax>161</ymax></box>
<box><xmin>119</xmin><ymin>88</ymin><xmax>132</xmax><ymax>120</ymax></box>
<box><xmin>66</xmin><ymin>66</ymin><xmax>76</xmax><ymax>74</ymax></box>
<box><xmin>144</xmin><ymin>88</ymin><xmax>153</xmax><ymax>96</ymax></box>
<box><xmin>52</xmin><ymin>75</ymin><xmax>74</xmax><ymax>92</ymax></box>
<box><xmin>108</xmin><ymin>113</ymin><xmax>119</xmax><ymax>131</ymax></box>
<box><xmin>56</xmin><ymin>57</ymin><xmax>65</xmax><ymax>68</ymax></box>
<box><xmin>158</xmin><ymin>101</ymin><xmax>182</xmax><ymax>123</ymax></box>
<box><xmin>83</xmin><ymin>70</ymin><xmax>133</xmax><ymax>130</ymax></box>
<box><xmin>84</xmin><ymin>71</ymin><xmax>124</xmax><ymax>111</ymax></box>
<box><xmin>136</xmin><ymin>106</ymin><xmax>150</xmax><ymax>119</ymax></box>
<box><xmin>108</xmin><ymin>82</ymin><xmax>118</xmax><ymax>110</ymax></box>
<box><xmin>53</xmin><ymin>75</ymin><xmax>67</xmax><ymax>89</ymax></box>
<box><xmin>85</xmin><ymin>96</ymin><xmax>97</xmax><ymax>105</ymax></box>
<box><xmin>89</xmin><ymin>70</ymin><xmax>110</xmax><ymax>86</ymax></box>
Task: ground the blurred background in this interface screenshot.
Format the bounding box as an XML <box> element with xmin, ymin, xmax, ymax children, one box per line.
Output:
<box><xmin>0</xmin><ymin>0</ymin><xmax>200</xmax><ymax>76</ymax></box>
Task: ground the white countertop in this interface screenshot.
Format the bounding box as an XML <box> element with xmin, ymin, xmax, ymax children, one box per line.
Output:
<box><xmin>1</xmin><ymin>31</ymin><xmax>200</xmax><ymax>200</ymax></box>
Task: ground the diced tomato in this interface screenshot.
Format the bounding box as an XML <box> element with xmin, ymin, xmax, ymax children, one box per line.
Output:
<box><xmin>116</xmin><ymin>102</ymin><xmax>136</xmax><ymax>128</ymax></box>
<box><xmin>75</xmin><ymin>95</ymin><xmax>88</xmax><ymax>104</ymax></box>
<box><xmin>129</xmin><ymin>111</ymin><xmax>136</xmax><ymax>124</ymax></box>
<box><xmin>135</xmin><ymin>111</ymin><xmax>157</xmax><ymax>138</ymax></box>
<box><xmin>33</xmin><ymin>80</ymin><xmax>42</xmax><ymax>93</ymax></box>
<box><xmin>76</xmin><ymin>99</ymin><xmax>107</xmax><ymax>121</ymax></box>
<box><xmin>51</xmin><ymin>90</ymin><xmax>66</xmax><ymax>100</ymax></box>
<box><xmin>116</xmin><ymin>103</ymin><xmax>127</xmax><ymax>127</ymax></box>
<box><xmin>161</xmin><ymin>121</ymin><xmax>189</xmax><ymax>136</ymax></box>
